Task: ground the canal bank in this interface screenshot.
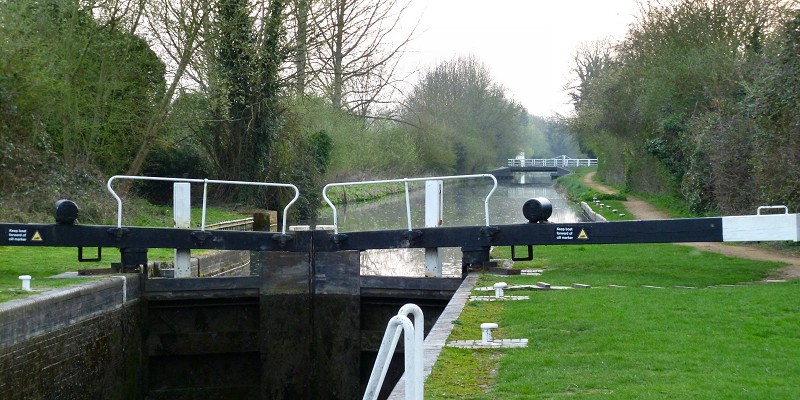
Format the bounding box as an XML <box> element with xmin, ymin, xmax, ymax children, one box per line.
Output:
<box><xmin>419</xmin><ymin>170</ymin><xmax>799</xmax><ymax>398</ymax></box>
<box><xmin>0</xmin><ymin>251</ymin><xmax>465</xmax><ymax>399</ymax></box>
<box><xmin>581</xmin><ymin>171</ymin><xmax>800</xmax><ymax>278</ymax></box>
<box><xmin>0</xmin><ymin>276</ymin><xmax>143</xmax><ymax>399</ymax></box>
<box><xmin>0</xmin><ymin>178</ymin><xmax>588</xmax><ymax>398</ymax></box>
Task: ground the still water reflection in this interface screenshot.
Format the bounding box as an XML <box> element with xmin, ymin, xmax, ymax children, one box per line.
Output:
<box><xmin>316</xmin><ymin>176</ymin><xmax>583</xmax><ymax>277</ymax></box>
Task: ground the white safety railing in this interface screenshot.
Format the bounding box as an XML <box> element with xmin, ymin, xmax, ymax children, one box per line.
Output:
<box><xmin>106</xmin><ymin>176</ymin><xmax>300</xmax><ymax>235</ymax></box>
<box><xmin>508</xmin><ymin>155</ymin><xmax>598</xmax><ymax>168</ymax></box>
<box><xmin>322</xmin><ymin>174</ymin><xmax>498</xmax><ymax>234</ymax></box>
<box><xmin>363</xmin><ymin>304</ymin><xmax>424</xmax><ymax>400</ymax></box>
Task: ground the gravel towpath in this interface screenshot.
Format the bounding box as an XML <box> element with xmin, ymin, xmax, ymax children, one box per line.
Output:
<box><xmin>582</xmin><ymin>171</ymin><xmax>800</xmax><ymax>280</ymax></box>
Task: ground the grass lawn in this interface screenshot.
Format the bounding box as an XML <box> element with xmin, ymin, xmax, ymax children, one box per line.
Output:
<box><xmin>0</xmin><ymin>206</ymin><xmax>247</xmax><ymax>302</ymax></box>
<box><xmin>426</xmin><ymin>244</ymin><xmax>798</xmax><ymax>399</ymax></box>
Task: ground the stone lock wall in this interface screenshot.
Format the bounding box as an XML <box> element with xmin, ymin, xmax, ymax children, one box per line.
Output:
<box><xmin>0</xmin><ymin>277</ymin><xmax>143</xmax><ymax>400</ymax></box>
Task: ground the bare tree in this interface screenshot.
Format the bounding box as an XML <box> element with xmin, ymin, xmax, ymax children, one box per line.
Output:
<box><xmin>124</xmin><ymin>0</ymin><xmax>211</xmax><ymax>178</ymax></box>
<box><xmin>297</xmin><ymin>0</ymin><xmax>414</xmax><ymax>115</ymax></box>
<box><xmin>292</xmin><ymin>0</ymin><xmax>310</xmax><ymax>94</ymax></box>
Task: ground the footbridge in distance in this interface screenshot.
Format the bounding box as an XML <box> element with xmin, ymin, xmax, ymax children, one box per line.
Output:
<box><xmin>488</xmin><ymin>155</ymin><xmax>598</xmax><ymax>180</ymax></box>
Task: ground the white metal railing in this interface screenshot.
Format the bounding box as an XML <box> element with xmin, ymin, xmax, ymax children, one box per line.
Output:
<box><xmin>508</xmin><ymin>155</ymin><xmax>598</xmax><ymax>168</ymax></box>
<box><xmin>106</xmin><ymin>176</ymin><xmax>299</xmax><ymax>235</ymax></box>
<box><xmin>322</xmin><ymin>174</ymin><xmax>498</xmax><ymax>234</ymax></box>
<box><xmin>363</xmin><ymin>304</ymin><xmax>424</xmax><ymax>400</ymax></box>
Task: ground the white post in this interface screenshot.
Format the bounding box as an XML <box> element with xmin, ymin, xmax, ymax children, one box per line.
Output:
<box><xmin>173</xmin><ymin>182</ymin><xmax>192</xmax><ymax>278</ymax></box>
<box><xmin>494</xmin><ymin>282</ymin><xmax>508</xmax><ymax>298</ymax></box>
<box><xmin>19</xmin><ymin>275</ymin><xmax>32</xmax><ymax>291</ymax></box>
<box><xmin>481</xmin><ymin>323</ymin><xmax>498</xmax><ymax>345</ymax></box>
<box><xmin>424</xmin><ymin>180</ymin><xmax>443</xmax><ymax>277</ymax></box>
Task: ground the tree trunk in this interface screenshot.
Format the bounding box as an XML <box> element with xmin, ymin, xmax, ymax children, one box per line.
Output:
<box><xmin>294</xmin><ymin>0</ymin><xmax>309</xmax><ymax>94</ymax></box>
<box><xmin>332</xmin><ymin>0</ymin><xmax>345</xmax><ymax>109</ymax></box>
<box><xmin>124</xmin><ymin>7</ymin><xmax>208</xmax><ymax>182</ymax></box>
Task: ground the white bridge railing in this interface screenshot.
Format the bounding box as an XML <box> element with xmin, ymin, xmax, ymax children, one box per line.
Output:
<box><xmin>508</xmin><ymin>155</ymin><xmax>598</xmax><ymax>168</ymax></box>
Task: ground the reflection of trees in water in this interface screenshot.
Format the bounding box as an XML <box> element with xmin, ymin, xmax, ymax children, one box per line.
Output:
<box><xmin>360</xmin><ymin>248</ymin><xmax>462</xmax><ymax>277</ymax></box>
<box><xmin>360</xmin><ymin>249</ymin><xmax>423</xmax><ymax>276</ymax></box>
<box><xmin>327</xmin><ymin>182</ymin><xmax>583</xmax><ymax>276</ymax></box>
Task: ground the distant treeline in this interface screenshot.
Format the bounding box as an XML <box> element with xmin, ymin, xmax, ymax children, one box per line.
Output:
<box><xmin>0</xmin><ymin>0</ymin><xmax>577</xmax><ymax>222</ymax></box>
<box><xmin>568</xmin><ymin>0</ymin><xmax>799</xmax><ymax>215</ymax></box>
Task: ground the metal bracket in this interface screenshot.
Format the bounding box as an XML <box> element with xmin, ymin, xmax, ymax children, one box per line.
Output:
<box><xmin>107</xmin><ymin>227</ymin><xmax>129</xmax><ymax>241</ymax></box>
<box><xmin>273</xmin><ymin>233</ymin><xmax>293</xmax><ymax>248</ymax></box>
<box><xmin>511</xmin><ymin>245</ymin><xmax>533</xmax><ymax>261</ymax></box>
<box><xmin>78</xmin><ymin>247</ymin><xmax>102</xmax><ymax>262</ymax></box>
<box><xmin>331</xmin><ymin>234</ymin><xmax>349</xmax><ymax>247</ymax></box>
<box><xmin>191</xmin><ymin>230</ymin><xmax>214</xmax><ymax>245</ymax></box>
<box><xmin>480</xmin><ymin>226</ymin><xmax>500</xmax><ymax>240</ymax></box>
<box><xmin>402</xmin><ymin>230</ymin><xmax>424</xmax><ymax>244</ymax></box>
<box><xmin>757</xmin><ymin>205</ymin><xmax>788</xmax><ymax>215</ymax></box>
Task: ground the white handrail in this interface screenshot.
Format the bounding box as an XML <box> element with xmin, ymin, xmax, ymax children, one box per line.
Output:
<box><xmin>398</xmin><ymin>304</ymin><xmax>424</xmax><ymax>398</ymax></box>
<box><xmin>322</xmin><ymin>174</ymin><xmax>498</xmax><ymax>234</ymax></box>
<box><xmin>106</xmin><ymin>176</ymin><xmax>300</xmax><ymax>235</ymax></box>
<box><xmin>363</xmin><ymin>304</ymin><xmax>424</xmax><ymax>400</ymax></box>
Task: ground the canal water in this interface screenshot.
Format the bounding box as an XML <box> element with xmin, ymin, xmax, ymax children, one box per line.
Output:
<box><xmin>317</xmin><ymin>173</ymin><xmax>583</xmax><ymax>277</ymax></box>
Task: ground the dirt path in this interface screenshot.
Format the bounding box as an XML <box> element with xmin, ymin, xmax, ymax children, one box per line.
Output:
<box><xmin>582</xmin><ymin>172</ymin><xmax>800</xmax><ymax>280</ymax></box>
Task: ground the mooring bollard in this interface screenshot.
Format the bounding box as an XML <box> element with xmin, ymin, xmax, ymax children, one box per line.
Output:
<box><xmin>19</xmin><ymin>275</ymin><xmax>32</xmax><ymax>291</ymax></box>
<box><xmin>493</xmin><ymin>282</ymin><xmax>508</xmax><ymax>298</ymax></box>
<box><xmin>481</xmin><ymin>323</ymin><xmax>498</xmax><ymax>344</ymax></box>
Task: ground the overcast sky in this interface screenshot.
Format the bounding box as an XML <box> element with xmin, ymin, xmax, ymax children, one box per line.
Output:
<box><xmin>393</xmin><ymin>0</ymin><xmax>641</xmax><ymax>117</ymax></box>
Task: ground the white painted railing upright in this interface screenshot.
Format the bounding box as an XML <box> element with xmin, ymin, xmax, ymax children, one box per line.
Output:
<box><xmin>363</xmin><ymin>304</ymin><xmax>424</xmax><ymax>400</ymax></box>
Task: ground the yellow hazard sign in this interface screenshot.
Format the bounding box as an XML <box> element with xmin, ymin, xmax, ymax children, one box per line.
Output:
<box><xmin>31</xmin><ymin>231</ymin><xmax>43</xmax><ymax>241</ymax></box>
<box><xmin>577</xmin><ymin>229</ymin><xmax>589</xmax><ymax>240</ymax></box>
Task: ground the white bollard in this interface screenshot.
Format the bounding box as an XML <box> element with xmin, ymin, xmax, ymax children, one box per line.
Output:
<box><xmin>424</xmin><ymin>180</ymin><xmax>444</xmax><ymax>278</ymax></box>
<box><xmin>493</xmin><ymin>282</ymin><xmax>508</xmax><ymax>298</ymax></box>
<box><xmin>173</xmin><ymin>183</ymin><xmax>192</xmax><ymax>278</ymax></box>
<box><xmin>19</xmin><ymin>275</ymin><xmax>32</xmax><ymax>291</ymax></box>
<box><xmin>481</xmin><ymin>323</ymin><xmax>498</xmax><ymax>344</ymax></box>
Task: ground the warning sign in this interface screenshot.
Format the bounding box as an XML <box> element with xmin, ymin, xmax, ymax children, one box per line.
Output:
<box><xmin>555</xmin><ymin>226</ymin><xmax>574</xmax><ymax>240</ymax></box>
<box><xmin>556</xmin><ymin>226</ymin><xmax>589</xmax><ymax>241</ymax></box>
<box><xmin>7</xmin><ymin>228</ymin><xmax>28</xmax><ymax>242</ymax></box>
<box><xmin>31</xmin><ymin>231</ymin><xmax>43</xmax><ymax>242</ymax></box>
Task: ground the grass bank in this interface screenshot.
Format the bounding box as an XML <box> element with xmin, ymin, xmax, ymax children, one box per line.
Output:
<box><xmin>0</xmin><ymin>205</ymin><xmax>247</xmax><ymax>303</ymax></box>
<box><xmin>324</xmin><ymin>181</ymin><xmax>410</xmax><ymax>205</ymax></box>
<box><xmin>555</xmin><ymin>168</ymin><xmax>632</xmax><ymax>222</ymax></box>
<box><xmin>559</xmin><ymin>167</ymin><xmax>695</xmax><ymax>219</ymax></box>
<box><xmin>426</xmin><ymin>245</ymin><xmax>795</xmax><ymax>399</ymax></box>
